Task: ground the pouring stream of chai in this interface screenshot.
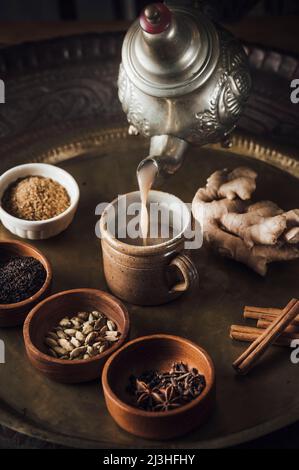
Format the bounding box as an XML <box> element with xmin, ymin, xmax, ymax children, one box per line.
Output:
<box><xmin>137</xmin><ymin>161</ymin><xmax>158</xmax><ymax>245</ymax></box>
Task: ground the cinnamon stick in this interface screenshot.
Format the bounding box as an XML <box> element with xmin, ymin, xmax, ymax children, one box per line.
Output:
<box><xmin>244</xmin><ymin>306</ymin><xmax>282</xmax><ymax>316</ymax></box>
<box><xmin>230</xmin><ymin>324</ymin><xmax>298</xmax><ymax>347</ymax></box>
<box><xmin>233</xmin><ymin>299</ymin><xmax>299</xmax><ymax>375</ymax></box>
<box><xmin>257</xmin><ymin>319</ymin><xmax>299</xmax><ymax>334</ymax></box>
<box><xmin>244</xmin><ymin>305</ymin><xmax>299</xmax><ymax>325</ymax></box>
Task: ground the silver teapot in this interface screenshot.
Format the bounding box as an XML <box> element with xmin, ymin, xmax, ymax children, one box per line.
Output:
<box><xmin>118</xmin><ymin>1</ymin><xmax>251</xmax><ymax>178</ymax></box>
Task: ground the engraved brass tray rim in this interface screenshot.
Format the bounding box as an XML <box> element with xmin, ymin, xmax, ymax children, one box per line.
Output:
<box><xmin>8</xmin><ymin>124</ymin><xmax>299</xmax><ymax>176</ymax></box>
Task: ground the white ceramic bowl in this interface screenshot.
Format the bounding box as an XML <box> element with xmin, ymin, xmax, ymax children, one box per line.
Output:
<box><xmin>0</xmin><ymin>163</ymin><xmax>80</xmax><ymax>240</ymax></box>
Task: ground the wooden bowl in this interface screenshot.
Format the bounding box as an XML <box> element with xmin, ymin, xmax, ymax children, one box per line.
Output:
<box><xmin>23</xmin><ymin>289</ymin><xmax>130</xmax><ymax>384</ymax></box>
<box><xmin>0</xmin><ymin>240</ymin><xmax>52</xmax><ymax>328</ymax></box>
<box><xmin>102</xmin><ymin>334</ymin><xmax>215</xmax><ymax>440</ymax></box>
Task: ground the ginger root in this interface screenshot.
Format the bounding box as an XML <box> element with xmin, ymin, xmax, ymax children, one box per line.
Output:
<box><xmin>192</xmin><ymin>167</ymin><xmax>299</xmax><ymax>276</ymax></box>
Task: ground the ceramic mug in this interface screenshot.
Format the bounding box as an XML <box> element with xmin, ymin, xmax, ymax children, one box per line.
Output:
<box><xmin>100</xmin><ymin>191</ymin><xmax>199</xmax><ymax>306</ymax></box>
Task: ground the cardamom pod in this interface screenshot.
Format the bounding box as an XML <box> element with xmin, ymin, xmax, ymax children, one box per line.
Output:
<box><xmin>70</xmin><ymin>337</ymin><xmax>81</xmax><ymax>348</ymax></box>
<box><xmin>58</xmin><ymin>339</ymin><xmax>74</xmax><ymax>352</ymax></box>
<box><xmin>70</xmin><ymin>346</ymin><xmax>87</xmax><ymax>359</ymax></box>
<box><xmin>45</xmin><ymin>337</ymin><xmax>58</xmax><ymax>348</ymax></box>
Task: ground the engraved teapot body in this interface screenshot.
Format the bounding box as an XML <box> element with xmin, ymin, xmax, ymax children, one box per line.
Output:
<box><xmin>118</xmin><ymin>2</ymin><xmax>251</xmax><ymax>177</ymax></box>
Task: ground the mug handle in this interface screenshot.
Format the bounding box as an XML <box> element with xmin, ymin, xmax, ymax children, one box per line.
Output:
<box><xmin>169</xmin><ymin>253</ymin><xmax>199</xmax><ymax>293</ymax></box>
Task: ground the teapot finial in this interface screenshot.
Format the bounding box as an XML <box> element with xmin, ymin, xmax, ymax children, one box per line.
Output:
<box><xmin>144</xmin><ymin>5</ymin><xmax>160</xmax><ymax>22</ymax></box>
<box><xmin>140</xmin><ymin>3</ymin><xmax>172</xmax><ymax>33</ymax></box>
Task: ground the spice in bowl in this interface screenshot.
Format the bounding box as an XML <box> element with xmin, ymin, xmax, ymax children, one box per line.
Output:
<box><xmin>2</xmin><ymin>176</ymin><xmax>70</xmax><ymax>221</ymax></box>
<box><xmin>0</xmin><ymin>256</ymin><xmax>47</xmax><ymax>304</ymax></box>
<box><xmin>45</xmin><ymin>311</ymin><xmax>120</xmax><ymax>360</ymax></box>
<box><xmin>127</xmin><ymin>362</ymin><xmax>206</xmax><ymax>412</ymax></box>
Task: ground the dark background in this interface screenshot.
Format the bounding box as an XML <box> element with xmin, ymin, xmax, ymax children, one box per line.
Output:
<box><xmin>0</xmin><ymin>0</ymin><xmax>299</xmax><ymax>22</ymax></box>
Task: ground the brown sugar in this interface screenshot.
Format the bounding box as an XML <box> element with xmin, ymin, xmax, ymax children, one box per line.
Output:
<box><xmin>2</xmin><ymin>176</ymin><xmax>71</xmax><ymax>221</ymax></box>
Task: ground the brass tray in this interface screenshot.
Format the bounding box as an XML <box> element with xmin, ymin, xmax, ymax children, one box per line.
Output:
<box><xmin>0</xmin><ymin>125</ymin><xmax>299</xmax><ymax>449</ymax></box>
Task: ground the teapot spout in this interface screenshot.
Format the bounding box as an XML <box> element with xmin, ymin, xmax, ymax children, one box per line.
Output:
<box><xmin>137</xmin><ymin>135</ymin><xmax>189</xmax><ymax>182</ymax></box>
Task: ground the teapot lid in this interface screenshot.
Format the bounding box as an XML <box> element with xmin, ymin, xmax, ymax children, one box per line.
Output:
<box><xmin>122</xmin><ymin>3</ymin><xmax>220</xmax><ymax>98</ymax></box>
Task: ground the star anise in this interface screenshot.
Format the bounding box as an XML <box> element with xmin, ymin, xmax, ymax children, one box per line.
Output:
<box><xmin>138</xmin><ymin>370</ymin><xmax>159</xmax><ymax>388</ymax></box>
<box><xmin>135</xmin><ymin>380</ymin><xmax>161</xmax><ymax>411</ymax></box>
<box><xmin>170</xmin><ymin>362</ymin><xmax>188</xmax><ymax>375</ymax></box>
<box><xmin>128</xmin><ymin>362</ymin><xmax>206</xmax><ymax>413</ymax></box>
<box><xmin>152</xmin><ymin>386</ymin><xmax>182</xmax><ymax>412</ymax></box>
